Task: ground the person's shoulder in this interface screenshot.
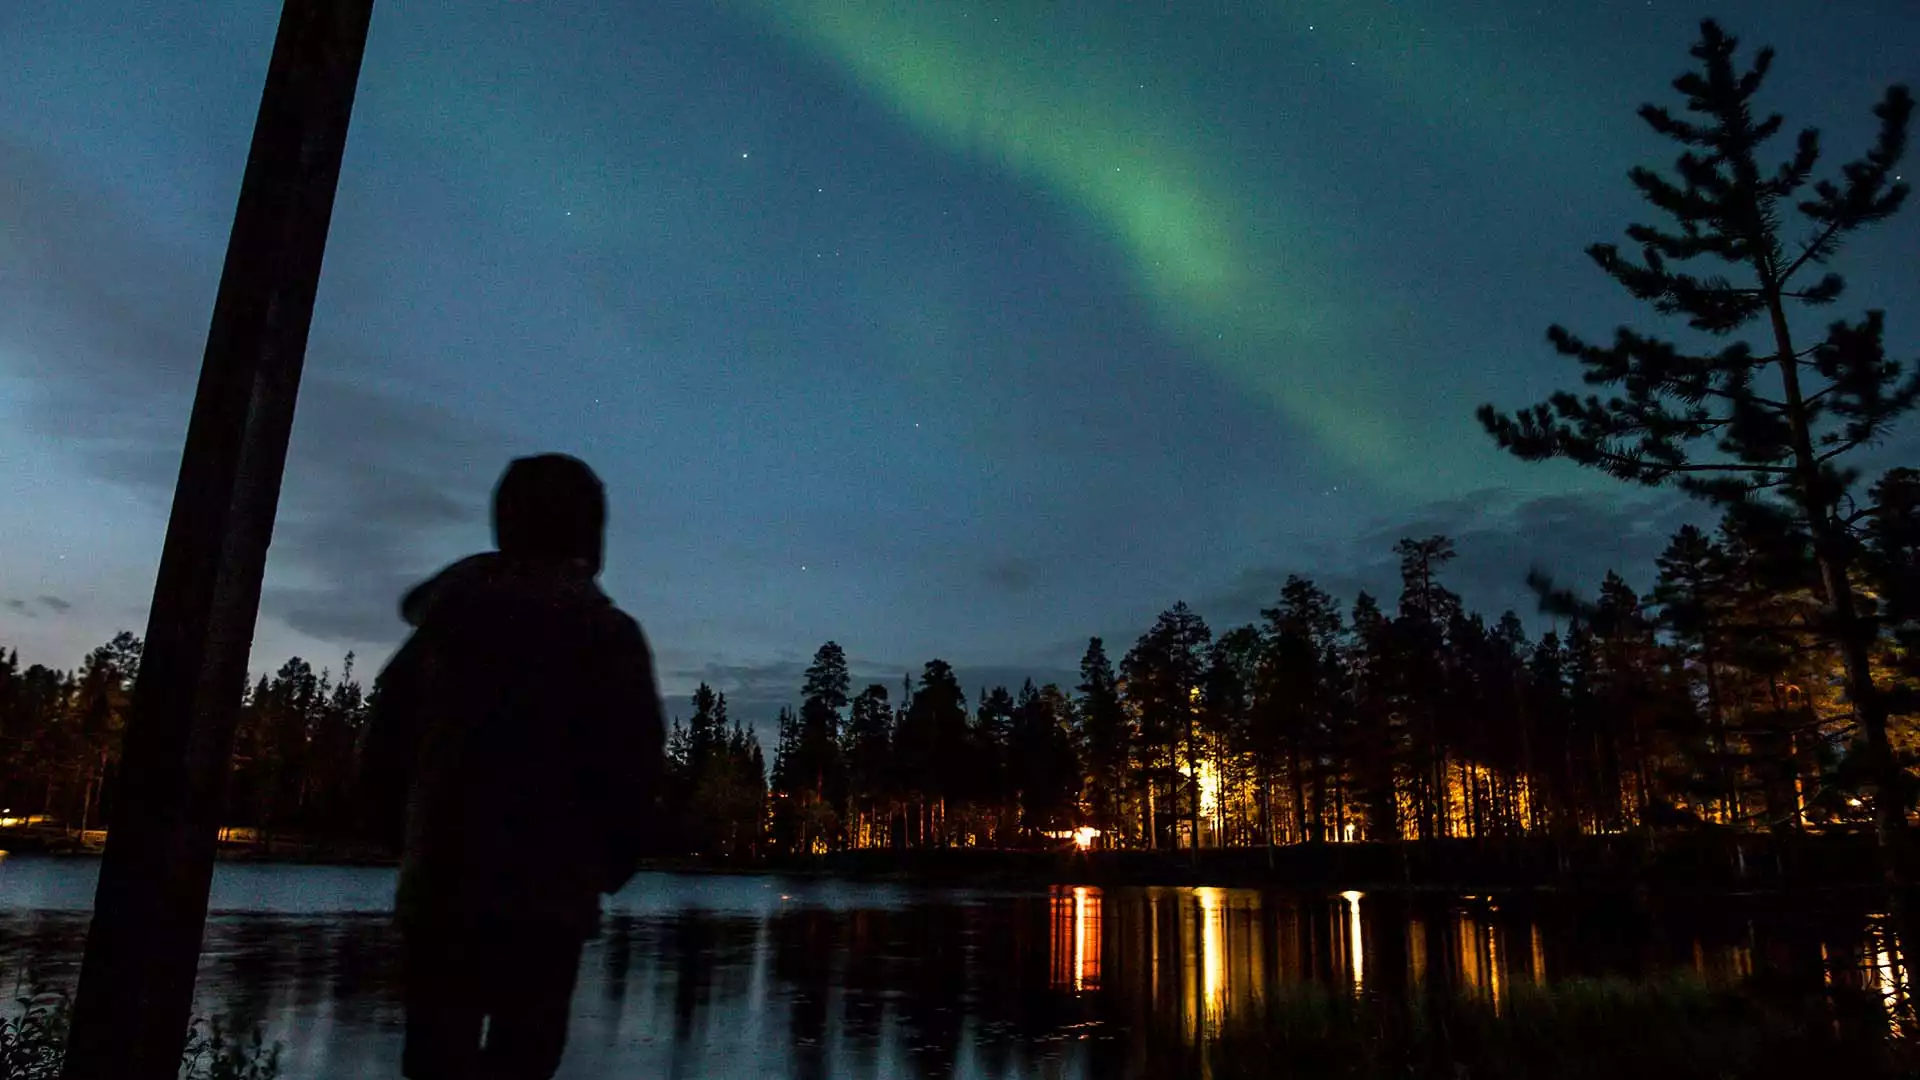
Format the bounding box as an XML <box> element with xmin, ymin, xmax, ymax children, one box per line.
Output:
<box><xmin>596</xmin><ymin>603</ymin><xmax>653</xmax><ymax>659</ymax></box>
<box><xmin>403</xmin><ymin>552</ymin><xmax>502</xmax><ymax>628</ymax></box>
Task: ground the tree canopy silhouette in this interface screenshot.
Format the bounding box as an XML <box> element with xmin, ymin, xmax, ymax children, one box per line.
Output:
<box><xmin>1477</xmin><ymin>18</ymin><xmax>1915</xmax><ymax>864</ymax></box>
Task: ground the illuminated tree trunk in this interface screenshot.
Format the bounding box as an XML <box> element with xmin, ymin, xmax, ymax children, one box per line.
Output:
<box><xmin>1184</xmin><ymin>710</ymin><xmax>1200</xmax><ymax>854</ymax></box>
<box><xmin>1259</xmin><ymin>760</ymin><xmax>1275</xmax><ymax>865</ymax></box>
<box><xmin>1143</xmin><ymin>776</ymin><xmax>1156</xmax><ymax>850</ymax></box>
<box><xmin>1760</xmin><ymin>283</ymin><xmax>1907</xmax><ymax>868</ymax></box>
<box><xmin>1288</xmin><ymin>745</ymin><xmax>1307</xmax><ymax>844</ymax></box>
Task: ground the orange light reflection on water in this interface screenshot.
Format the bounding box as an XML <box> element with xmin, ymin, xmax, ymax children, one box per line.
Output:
<box><xmin>1040</xmin><ymin>886</ymin><xmax>1913</xmax><ymax>1056</ymax></box>
<box><xmin>1342</xmin><ymin>890</ymin><xmax>1365</xmax><ymax>993</ymax></box>
<box><xmin>1873</xmin><ymin>920</ymin><xmax>1908</xmax><ymax>1036</ymax></box>
<box><xmin>1048</xmin><ymin>885</ymin><xmax>1103</xmax><ymax>993</ymax></box>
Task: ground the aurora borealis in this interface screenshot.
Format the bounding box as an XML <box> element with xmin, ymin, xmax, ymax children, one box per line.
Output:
<box><xmin>726</xmin><ymin>0</ymin><xmax>1574</xmax><ymax>480</ymax></box>
<box><xmin>1</xmin><ymin>1</ymin><xmax>1915</xmax><ymax>725</ymax></box>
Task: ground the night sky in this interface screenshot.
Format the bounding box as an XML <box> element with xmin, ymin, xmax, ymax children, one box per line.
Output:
<box><xmin>2</xmin><ymin>1</ymin><xmax>1916</xmax><ymax>729</ymax></box>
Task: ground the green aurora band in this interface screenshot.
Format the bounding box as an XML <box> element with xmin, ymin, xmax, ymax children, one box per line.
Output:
<box><xmin>726</xmin><ymin>0</ymin><xmax>1618</xmax><ymax>493</ymax></box>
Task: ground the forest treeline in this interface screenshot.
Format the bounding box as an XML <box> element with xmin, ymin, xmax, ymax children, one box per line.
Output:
<box><xmin>0</xmin><ymin>634</ymin><xmax>368</xmax><ymax>847</ymax></box>
<box><xmin>2</xmin><ymin>483</ymin><xmax>1916</xmax><ymax>860</ymax></box>
<box><xmin>736</xmin><ymin>481</ymin><xmax>1920</xmax><ymax>856</ymax></box>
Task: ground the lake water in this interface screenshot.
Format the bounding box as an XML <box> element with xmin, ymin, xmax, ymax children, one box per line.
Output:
<box><xmin>0</xmin><ymin>855</ymin><xmax>1907</xmax><ymax>1078</ymax></box>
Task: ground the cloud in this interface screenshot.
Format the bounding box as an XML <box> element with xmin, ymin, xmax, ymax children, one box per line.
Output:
<box><xmin>664</xmin><ymin>657</ymin><xmax>811</xmax><ymax>706</ymax></box>
<box><xmin>263</xmin><ymin>378</ymin><xmax>496</xmax><ymax>644</ymax></box>
<box><xmin>978</xmin><ymin>556</ymin><xmax>1041</xmax><ymax>595</ymax></box>
<box><xmin>1204</xmin><ymin>487</ymin><xmax>1704</xmax><ymax>628</ymax></box>
<box><xmin>1</xmin><ymin>596</ymin><xmax>73</xmax><ymax>619</ymax></box>
<box><xmin>0</xmin><ymin>135</ymin><xmax>498</xmax><ymax>651</ymax></box>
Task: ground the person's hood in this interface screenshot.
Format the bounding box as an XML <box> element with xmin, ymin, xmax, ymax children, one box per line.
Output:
<box><xmin>400</xmin><ymin>551</ymin><xmax>609</xmax><ymax>628</ymax></box>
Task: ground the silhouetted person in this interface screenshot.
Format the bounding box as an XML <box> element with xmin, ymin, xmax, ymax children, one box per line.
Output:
<box><xmin>363</xmin><ymin>454</ymin><xmax>666</xmax><ymax>1079</ymax></box>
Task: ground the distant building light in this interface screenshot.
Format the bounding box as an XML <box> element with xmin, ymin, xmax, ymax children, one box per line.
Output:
<box><xmin>1043</xmin><ymin>826</ymin><xmax>1102</xmax><ymax>850</ymax></box>
<box><xmin>1850</xmin><ymin>797</ymin><xmax>1865</xmax><ymax>808</ymax></box>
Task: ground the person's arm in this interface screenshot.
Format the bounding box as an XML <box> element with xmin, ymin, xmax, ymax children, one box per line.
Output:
<box><xmin>594</xmin><ymin>616</ymin><xmax>667</xmax><ymax>893</ymax></box>
<box><xmin>359</xmin><ymin>632</ymin><xmax>432</xmax><ymax>852</ymax></box>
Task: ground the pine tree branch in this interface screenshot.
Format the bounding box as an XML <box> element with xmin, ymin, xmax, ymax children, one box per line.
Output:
<box><xmin>1781</xmin><ymin>274</ymin><xmax>1846</xmax><ymax>304</ymax></box>
<box><xmin>1841</xmin><ymin>503</ymin><xmax>1884</xmax><ymax>527</ymax></box>
<box><xmin>1596</xmin><ymin>451</ymin><xmax>1791</xmax><ymax>476</ymax></box>
<box><xmin>1779</xmin><ymin>220</ymin><xmax>1846</xmax><ymax>284</ymax></box>
<box><xmin>1816</xmin><ymin>439</ymin><xmax>1873</xmax><ymax>466</ymax></box>
<box><xmin>1695</xmin><ymin>384</ymin><xmax>1786</xmax><ymax>410</ymax></box>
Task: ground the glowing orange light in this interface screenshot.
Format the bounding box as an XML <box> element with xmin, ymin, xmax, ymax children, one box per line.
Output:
<box><xmin>1342</xmin><ymin>890</ymin><xmax>1365</xmax><ymax>991</ymax></box>
<box><xmin>1049</xmin><ymin>885</ymin><xmax>1103</xmax><ymax>992</ymax></box>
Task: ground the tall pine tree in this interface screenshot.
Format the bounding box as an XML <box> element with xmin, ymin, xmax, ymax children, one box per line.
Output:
<box><xmin>1479</xmin><ymin>20</ymin><xmax>1915</xmax><ymax>864</ymax></box>
<box><xmin>1076</xmin><ymin>638</ymin><xmax>1129</xmax><ymax>846</ymax></box>
<box><xmin>843</xmin><ymin>683</ymin><xmax>894</xmax><ymax>848</ymax></box>
<box><xmin>1121</xmin><ymin>603</ymin><xmax>1211</xmax><ymax>850</ymax></box>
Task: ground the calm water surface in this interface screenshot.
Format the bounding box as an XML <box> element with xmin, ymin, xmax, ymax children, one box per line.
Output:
<box><xmin>0</xmin><ymin>855</ymin><xmax>1906</xmax><ymax>1078</ymax></box>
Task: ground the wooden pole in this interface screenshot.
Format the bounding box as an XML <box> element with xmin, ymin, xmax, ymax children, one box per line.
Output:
<box><xmin>60</xmin><ymin>2</ymin><xmax>374</xmax><ymax>1076</ymax></box>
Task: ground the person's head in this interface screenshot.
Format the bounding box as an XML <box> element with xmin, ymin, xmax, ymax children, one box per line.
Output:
<box><xmin>491</xmin><ymin>454</ymin><xmax>607</xmax><ymax>575</ymax></box>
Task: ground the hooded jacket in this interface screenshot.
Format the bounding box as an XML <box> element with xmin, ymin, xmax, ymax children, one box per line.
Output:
<box><xmin>362</xmin><ymin>551</ymin><xmax>665</xmax><ymax>936</ymax></box>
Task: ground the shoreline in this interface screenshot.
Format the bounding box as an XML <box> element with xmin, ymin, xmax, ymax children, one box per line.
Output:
<box><xmin>3</xmin><ymin>829</ymin><xmax>1897</xmax><ymax>898</ymax></box>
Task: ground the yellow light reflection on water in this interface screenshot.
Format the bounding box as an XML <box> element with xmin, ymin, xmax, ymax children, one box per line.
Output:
<box><xmin>1038</xmin><ymin>888</ymin><xmax>1920</xmax><ymax>1065</ymax></box>
<box><xmin>1457</xmin><ymin>913</ymin><xmax>1481</xmax><ymax>997</ymax></box>
<box><xmin>1487</xmin><ymin>923</ymin><xmax>1503</xmax><ymax>1017</ymax></box>
<box><xmin>1452</xmin><ymin>908</ymin><xmax>1507</xmax><ymax>1014</ymax></box>
<box><xmin>1150</xmin><ymin>891</ymin><xmax>1164</xmax><ymax>1015</ymax></box>
<box><xmin>1530</xmin><ymin>923</ymin><xmax>1546</xmax><ymax>984</ymax></box>
<box><xmin>1409</xmin><ymin>916</ymin><xmax>1428</xmax><ymax>986</ymax></box>
<box><xmin>1874</xmin><ymin>922</ymin><xmax>1908</xmax><ymax>1036</ymax></box>
<box><xmin>1196</xmin><ymin>887</ymin><xmax>1226</xmax><ymax>1030</ymax></box>
<box><xmin>1342</xmin><ymin>890</ymin><xmax>1364</xmax><ymax>992</ymax></box>
<box><xmin>1049</xmin><ymin>885</ymin><xmax>1104</xmax><ymax>993</ymax></box>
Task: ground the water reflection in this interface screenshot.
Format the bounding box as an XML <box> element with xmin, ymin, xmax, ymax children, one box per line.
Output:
<box><xmin>0</xmin><ymin>859</ymin><xmax>1911</xmax><ymax>1078</ymax></box>
<box><xmin>1341</xmin><ymin>890</ymin><xmax>1364</xmax><ymax>992</ymax></box>
<box><xmin>1049</xmin><ymin>886</ymin><xmax>1102</xmax><ymax>993</ymax></box>
<box><xmin>1865</xmin><ymin>918</ymin><xmax>1910</xmax><ymax>1038</ymax></box>
<box><xmin>1189</xmin><ymin>886</ymin><xmax>1224</xmax><ymax>1035</ymax></box>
